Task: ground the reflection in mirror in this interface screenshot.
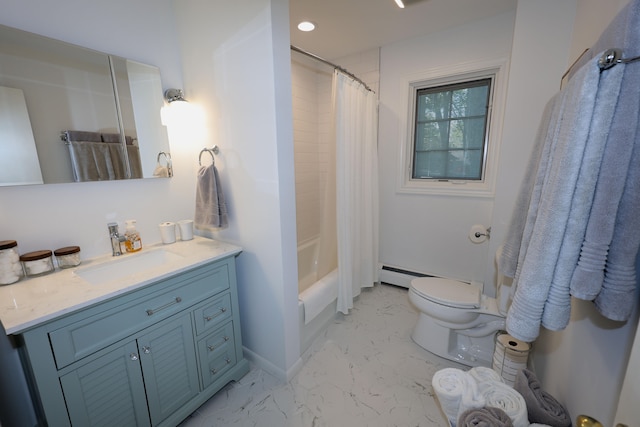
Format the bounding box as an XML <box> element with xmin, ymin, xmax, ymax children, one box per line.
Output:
<box><xmin>0</xmin><ymin>24</ymin><xmax>171</xmax><ymax>186</ymax></box>
<box><xmin>0</xmin><ymin>86</ymin><xmax>42</xmax><ymax>185</ymax></box>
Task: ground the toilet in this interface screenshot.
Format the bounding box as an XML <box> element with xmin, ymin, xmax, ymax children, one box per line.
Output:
<box><xmin>408</xmin><ymin>251</ymin><xmax>513</xmax><ymax>367</ymax></box>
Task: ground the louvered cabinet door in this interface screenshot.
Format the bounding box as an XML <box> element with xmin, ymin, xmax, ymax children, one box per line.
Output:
<box><xmin>59</xmin><ymin>340</ymin><xmax>151</xmax><ymax>427</ymax></box>
<box><xmin>138</xmin><ymin>313</ymin><xmax>199</xmax><ymax>426</ymax></box>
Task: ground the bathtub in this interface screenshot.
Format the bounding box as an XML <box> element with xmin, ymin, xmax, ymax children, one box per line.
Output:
<box><xmin>297</xmin><ymin>238</ymin><xmax>338</xmax><ymax>353</ymax></box>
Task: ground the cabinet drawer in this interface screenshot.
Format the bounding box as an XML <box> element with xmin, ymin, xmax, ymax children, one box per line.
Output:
<box><xmin>197</xmin><ymin>321</ymin><xmax>234</xmax><ymax>359</ymax></box>
<box><xmin>192</xmin><ymin>293</ymin><xmax>232</xmax><ymax>335</ymax></box>
<box><xmin>49</xmin><ymin>263</ymin><xmax>230</xmax><ymax>369</ymax></box>
<box><xmin>199</xmin><ymin>344</ymin><xmax>236</xmax><ymax>389</ymax></box>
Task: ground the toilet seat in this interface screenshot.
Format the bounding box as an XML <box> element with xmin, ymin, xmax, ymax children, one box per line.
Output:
<box><xmin>411</xmin><ymin>277</ymin><xmax>481</xmax><ymax>309</ymax></box>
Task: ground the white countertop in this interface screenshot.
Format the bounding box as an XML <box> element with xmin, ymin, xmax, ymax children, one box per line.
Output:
<box><xmin>0</xmin><ymin>237</ymin><xmax>241</xmax><ymax>335</ymax></box>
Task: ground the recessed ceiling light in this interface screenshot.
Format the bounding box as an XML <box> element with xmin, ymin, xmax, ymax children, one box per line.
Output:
<box><xmin>395</xmin><ymin>0</ymin><xmax>405</xmax><ymax>8</ymax></box>
<box><xmin>297</xmin><ymin>21</ymin><xmax>316</xmax><ymax>32</ymax></box>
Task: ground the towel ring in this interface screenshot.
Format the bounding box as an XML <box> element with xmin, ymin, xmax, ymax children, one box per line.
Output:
<box><xmin>157</xmin><ymin>151</ymin><xmax>171</xmax><ymax>164</ymax></box>
<box><xmin>198</xmin><ymin>146</ymin><xmax>219</xmax><ymax>166</ymax></box>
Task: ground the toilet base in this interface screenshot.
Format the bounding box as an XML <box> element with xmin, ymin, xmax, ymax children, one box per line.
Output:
<box><xmin>411</xmin><ymin>313</ymin><xmax>498</xmax><ymax>368</ymax></box>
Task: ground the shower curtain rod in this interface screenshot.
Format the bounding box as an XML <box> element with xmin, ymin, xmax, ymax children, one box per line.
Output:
<box><xmin>290</xmin><ymin>45</ymin><xmax>374</xmax><ymax>93</ymax></box>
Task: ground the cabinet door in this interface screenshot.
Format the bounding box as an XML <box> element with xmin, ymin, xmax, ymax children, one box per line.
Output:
<box><xmin>60</xmin><ymin>340</ymin><xmax>151</xmax><ymax>427</ymax></box>
<box><xmin>139</xmin><ymin>314</ymin><xmax>199</xmax><ymax>426</ymax></box>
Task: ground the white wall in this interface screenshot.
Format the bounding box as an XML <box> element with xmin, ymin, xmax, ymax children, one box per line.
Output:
<box><xmin>378</xmin><ymin>11</ymin><xmax>515</xmax><ymax>288</ymax></box>
<box><xmin>173</xmin><ymin>0</ymin><xmax>301</xmax><ymax>380</ymax></box>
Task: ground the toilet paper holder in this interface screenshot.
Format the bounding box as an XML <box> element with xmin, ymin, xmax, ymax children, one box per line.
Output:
<box><xmin>474</xmin><ymin>226</ymin><xmax>491</xmax><ymax>239</ymax></box>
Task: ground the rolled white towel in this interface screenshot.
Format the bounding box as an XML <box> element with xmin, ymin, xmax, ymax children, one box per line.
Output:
<box><xmin>432</xmin><ymin>368</ymin><xmax>484</xmax><ymax>426</ymax></box>
<box><xmin>483</xmin><ymin>381</ymin><xmax>529</xmax><ymax>427</ymax></box>
<box><xmin>469</xmin><ymin>366</ymin><xmax>504</xmax><ymax>386</ymax></box>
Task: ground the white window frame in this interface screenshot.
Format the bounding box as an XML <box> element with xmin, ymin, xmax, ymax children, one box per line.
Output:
<box><xmin>397</xmin><ymin>59</ymin><xmax>508</xmax><ymax>197</ymax></box>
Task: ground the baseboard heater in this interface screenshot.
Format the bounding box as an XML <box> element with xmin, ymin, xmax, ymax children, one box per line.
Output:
<box><xmin>379</xmin><ymin>265</ymin><xmax>432</xmax><ymax>289</ymax></box>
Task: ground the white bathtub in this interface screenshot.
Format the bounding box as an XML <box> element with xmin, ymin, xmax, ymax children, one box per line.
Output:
<box><xmin>297</xmin><ymin>238</ymin><xmax>338</xmax><ymax>353</ymax></box>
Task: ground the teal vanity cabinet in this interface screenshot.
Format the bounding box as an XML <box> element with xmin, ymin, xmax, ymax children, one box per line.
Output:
<box><xmin>16</xmin><ymin>254</ymin><xmax>249</xmax><ymax>427</ymax></box>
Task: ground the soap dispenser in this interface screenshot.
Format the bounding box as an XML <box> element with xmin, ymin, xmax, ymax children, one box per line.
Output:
<box><xmin>124</xmin><ymin>220</ymin><xmax>142</xmax><ymax>253</ymax></box>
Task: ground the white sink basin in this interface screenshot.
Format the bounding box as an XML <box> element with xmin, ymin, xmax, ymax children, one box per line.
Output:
<box><xmin>74</xmin><ymin>249</ymin><xmax>184</xmax><ymax>285</ymax></box>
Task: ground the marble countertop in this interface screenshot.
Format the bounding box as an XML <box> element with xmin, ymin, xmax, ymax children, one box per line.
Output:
<box><xmin>0</xmin><ymin>237</ymin><xmax>241</xmax><ymax>335</ymax></box>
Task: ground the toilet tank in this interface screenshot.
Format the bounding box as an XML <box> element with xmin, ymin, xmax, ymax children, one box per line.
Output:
<box><xmin>495</xmin><ymin>244</ymin><xmax>515</xmax><ymax>316</ymax></box>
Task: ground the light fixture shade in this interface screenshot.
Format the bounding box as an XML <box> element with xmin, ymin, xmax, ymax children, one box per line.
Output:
<box><xmin>297</xmin><ymin>21</ymin><xmax>315</xmax><ymax>32</ymax></box>
<box><xmin>164</xmin><ymin>88</ymin><xmax>187</xmax><ymax>103</ymax></box>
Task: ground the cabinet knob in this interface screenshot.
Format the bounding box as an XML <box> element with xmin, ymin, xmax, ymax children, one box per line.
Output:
<box><xmin>211</xmin><ymin>368</ymin><xmax>217</xmax><ymax>375</ymax></box>
<box><xmin>142</xmin><ymin>346</ymin><xmax>151</xmax><ymax>354</ymax></box>
<box><xmin>207</xmin><ymin>345</ymin><xmax>215</xmax><ymax>352</ymax></box>
<box><xmin>130</xmin><ymin>353</ymin><xmax>139</xmax><ymax>361</ymax></box>
<box><xmin>221</xmin><ymin>307</ymin><xmax>227</xmax><ymax>313</ymax></box>
<box><xmin>224</xmin><ymin>336</ymin><xmax>229</xmax><ymax>341</ymax></box>
<box><xmin>225</xmin><ymin>358</ymin><xmax>231</xmax><ymax>364</ymax></box>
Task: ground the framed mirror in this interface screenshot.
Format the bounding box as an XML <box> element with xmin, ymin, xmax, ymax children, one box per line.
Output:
<box><xmin>0</xmin><ymin>23</ymin><xmax>171</xmax><ymax>186</ymax></box>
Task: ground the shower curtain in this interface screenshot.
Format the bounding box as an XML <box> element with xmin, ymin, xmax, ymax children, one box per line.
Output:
<box><xmin>333</xmin><ymin>70</ymin><xmax>379</xmax><ymax>314</ymax></box>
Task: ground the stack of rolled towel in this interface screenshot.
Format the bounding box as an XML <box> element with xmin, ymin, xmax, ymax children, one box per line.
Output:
<box><xmin>513</xmin><ymin>369</ymin><xmax>572</xmax><ymax>427</ymax></box>
<box><xmin>432</xmin><ymin>366</ymin><xmax>571</xmax><ymax>427</ymax></box>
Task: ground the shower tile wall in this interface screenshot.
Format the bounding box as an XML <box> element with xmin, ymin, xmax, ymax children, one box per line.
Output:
<box><xmin>291</xmin><ymin>56</ymin><xmax>332</xmax><ymax>246</ymax></box>
<box><xmin>291</xmin><ymin>48</ymin><xmax>380</xmax><ymax>247</ymax></box>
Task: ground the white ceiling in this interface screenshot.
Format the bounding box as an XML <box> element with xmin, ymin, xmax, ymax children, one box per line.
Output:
<box><xmin>289</xmin><ymin>0</ymin><xmax>517</xmax><ymax>60</ymax></box>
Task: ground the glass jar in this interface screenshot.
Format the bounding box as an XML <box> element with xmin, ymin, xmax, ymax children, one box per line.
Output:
<box><xmin>54</xmin><ymin>246</ymin><xmax>81</xmax><ymax>268</ymax></box>
<box><xmin>20</xmin><ymin>250</ymin><xmax>54</xmax><ymax>277</ymax></box>
<box><xmin>0</xmin><ymin>240</ymin><xmax>22</xmax><ymax>285</ymax></box>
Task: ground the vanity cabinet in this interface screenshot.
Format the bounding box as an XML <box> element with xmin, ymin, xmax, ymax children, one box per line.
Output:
<box><xmin>17</xmin><ymin>255</ymin><xmax>249</xmax><ymax>427</ymax></box>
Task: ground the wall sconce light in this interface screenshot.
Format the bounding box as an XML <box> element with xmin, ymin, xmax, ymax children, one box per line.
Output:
<box><xmin>164</xmin><ymin>88</ymin><xmax>187</xmax><ymax>103</ymax></box>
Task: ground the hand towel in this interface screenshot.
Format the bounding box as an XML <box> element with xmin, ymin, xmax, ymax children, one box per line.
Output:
<box><xmin>594</xmin><ymin>133</ymin><xmax>640</xmax><ymax>321</ymax></box>
<box><xmin>195</xmin><ymin>163</ymin><xmax>228</xmax><ymax>229</ymax></box>
<box><xmin>570</xmin><ymin>0</ymin><xmax>640</xmax><ymax>301</ymax></box>
<box><xmin>482</xmin><ymin>381</ymin><xmax>529</xmax><ymax>427</ymax></box>
<box><xmin>506</xmin><ymin>57</ymin><xmax>600</xmax><ymax>343</ymax></box>
<box><xmin>458</xmin><ymin>406</ymin><xmax>513</xmax><ymax>427</ymax></box>
<box><xmin>541</xmin><ymin>59</ymin><xmax>624</xmax><ymax>331</ymax></box>
<box><xmin>514</xmin><ymin>369</ymin><xmax>571</xmax><ymax>427</ymax></box>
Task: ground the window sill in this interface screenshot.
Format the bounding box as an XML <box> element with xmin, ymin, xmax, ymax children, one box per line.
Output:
<box><xmin>397</xmin><ymin>179</ymin><xmax>495</xmax><ymax>198</ymax></box>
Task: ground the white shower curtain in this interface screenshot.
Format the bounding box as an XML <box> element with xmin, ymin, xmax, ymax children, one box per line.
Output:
<box><xmin>334</xmin><ymin>70</ymin><xmax>379</xmax><ymax>314</ymax></box>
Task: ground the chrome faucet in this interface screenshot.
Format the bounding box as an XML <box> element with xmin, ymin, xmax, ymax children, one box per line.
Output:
<box><xmin>108</xmin><ymin>222</ymin><xmax>125</xmax><ymax>256</ymax></box>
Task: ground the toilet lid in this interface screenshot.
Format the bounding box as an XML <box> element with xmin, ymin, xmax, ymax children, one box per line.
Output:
<box><xmin>411</xmin><ymin>277</ymin><xmax>481</xmax><ymax>308</ymax></box>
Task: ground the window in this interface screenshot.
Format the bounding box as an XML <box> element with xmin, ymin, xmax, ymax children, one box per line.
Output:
<box><xmin>412</xmin><ymin>78</ymin><xmax>492</xmax><ymax>181</ymax></box>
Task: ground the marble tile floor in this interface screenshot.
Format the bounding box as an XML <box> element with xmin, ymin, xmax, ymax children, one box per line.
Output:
<box><xmin>179</xmin><ymin>283</ymin><xmax>462</xmax><ymax>427</ymax></box>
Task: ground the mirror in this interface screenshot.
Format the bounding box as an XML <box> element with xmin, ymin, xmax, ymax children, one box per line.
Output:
<box><xmin>0</xmin><ymin>24</ymin><xmax>171</xmax><ymax>186</ymax></box>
